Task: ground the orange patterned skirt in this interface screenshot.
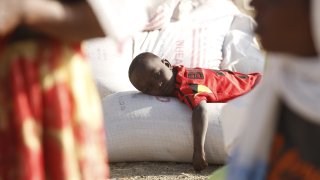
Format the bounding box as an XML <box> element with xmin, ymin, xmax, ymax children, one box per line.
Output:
<box><xmin>0</xmin><ymin>40</ymin><xmax>109</xmax><ymax>180</ymax></box>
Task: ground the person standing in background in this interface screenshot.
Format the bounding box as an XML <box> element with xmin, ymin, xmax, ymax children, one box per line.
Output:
<box><xmin>0</xmin><ymin>0</ymin><xmax>109</xmax><ymax>179</ymax></box>
<box><xmin>227</xmin><ymin>0</ymin><xmax>320</xmax><ymax>179</ymax></box>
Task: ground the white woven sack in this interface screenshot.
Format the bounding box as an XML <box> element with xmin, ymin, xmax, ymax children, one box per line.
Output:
<box><xmin>103</xmin><ymin>91</ymin><xmax>227</xmax><ymax>164</ymax></box>
<box><xmin>133</xmin><ymin>0</ymin><xmax>265</xmax><ymax>73</ymax></box>
<box><xmin>133</xmin><ymin>0</ymin><xmax>239</xmax><ymax>70</ymax></box>
<box><xmin>84</xmin><ymin>38</ymin><xmax>136</xmax><ymax>98</ymax></box>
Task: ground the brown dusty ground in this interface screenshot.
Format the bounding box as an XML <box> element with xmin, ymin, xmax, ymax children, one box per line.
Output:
<box><xmin>109</xmin><ymin>162</ymin><xmax>221</xmax><ymax>180</ymax></box>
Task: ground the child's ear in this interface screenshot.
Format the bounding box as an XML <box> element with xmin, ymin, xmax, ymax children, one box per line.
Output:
<box><xmin>161</xmin><ymin>59</ymin><xmax>172</xmax><ymax>69</ymax></box>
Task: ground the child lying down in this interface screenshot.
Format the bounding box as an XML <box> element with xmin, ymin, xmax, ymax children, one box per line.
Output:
<box><xmin>128</xmin><ymin>52</ymin><xmax>262</xmax><ymax>172</ymax></box>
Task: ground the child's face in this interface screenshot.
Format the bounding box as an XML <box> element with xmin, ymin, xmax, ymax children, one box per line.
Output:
<box><xmin>130</xmin><ymin>57</ymin><xmax>176</xmax><ymax>96</ymax></box>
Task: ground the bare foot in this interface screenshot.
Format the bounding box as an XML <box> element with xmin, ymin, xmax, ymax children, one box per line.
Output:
<box><xmin>192</xmin><ymin>151</ymin><xmax>208</xmax><ymax>172</ymax></box>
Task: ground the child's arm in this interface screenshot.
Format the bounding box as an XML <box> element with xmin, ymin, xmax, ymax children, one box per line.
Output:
<box><xmin>192</xmin><ymin>100</ymin><xmax>209</xmax><ymax>172</ymax></box>
<box><xmin>23</xmin><ymin>0</ymin><xmax>105</xmax><ymax>42</ymax></box>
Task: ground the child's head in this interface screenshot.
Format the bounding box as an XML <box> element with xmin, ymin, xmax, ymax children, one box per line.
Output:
<box><xmin>128</xmin><ymin>52</ymin><xmax>176</xmax><ymax>96</ymax></box>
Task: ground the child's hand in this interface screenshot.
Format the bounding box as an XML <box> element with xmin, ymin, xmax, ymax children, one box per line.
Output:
<box><xmin>192</xmin><ymin>150</ymin><xmax>208</xmax><ymax>172</ymax></box>
<box><xmin>0</xmin><ymin>0</ymin><xmax>24</xmax><ymax>36</ymax></box>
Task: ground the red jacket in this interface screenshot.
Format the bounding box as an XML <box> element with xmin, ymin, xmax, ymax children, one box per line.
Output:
<box><xmin>174</xmin><ymin>66</ymin><xmax>261</xmax><ymax>109</ymax></box>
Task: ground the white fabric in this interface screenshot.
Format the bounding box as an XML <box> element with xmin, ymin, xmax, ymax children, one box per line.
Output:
<box><xmin>103</xmin><ymin>91</ymin><xmax>227</xmax><ymax>163</ymax></box>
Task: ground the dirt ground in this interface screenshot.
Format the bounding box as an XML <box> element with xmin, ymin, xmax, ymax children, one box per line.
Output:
<box><xmin>109</xmin><ymin>162</ymin><xmax>222</xmax><ymax>180</ymax></box>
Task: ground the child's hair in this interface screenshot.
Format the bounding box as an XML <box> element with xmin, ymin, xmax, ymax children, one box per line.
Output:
<box><xmin>128</xmin><ymin>52</ymin><xmax>159</xmax><ymax>79</ymax></box>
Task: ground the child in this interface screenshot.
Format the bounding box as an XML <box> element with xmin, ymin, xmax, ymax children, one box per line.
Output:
<box><xmin>128</xmin><ymin>52</ymin><xmax>262</xmax><ymax>171</ymax></box>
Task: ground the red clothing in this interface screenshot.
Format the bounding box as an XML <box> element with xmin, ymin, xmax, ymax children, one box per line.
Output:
<box><xmin>0</xmin><ymin>40</ymin><xmax>109</xmax><ymax>180</ymax></box>
<box><xmin>174</xmin><ymin>66</ymin><xmax>261</xmax><ymax>109</ymax></box>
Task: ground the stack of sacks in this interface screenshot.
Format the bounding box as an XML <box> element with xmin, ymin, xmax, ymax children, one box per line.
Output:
<box><xmin>102</xmin><ymin>91</ymin><xmax>227</xmax><ymax>164</ymax></box>
<box><xmin>134</xmin><ymin>0</ymin><xmax>264</xmax><ymax>74</ymax></box>
<box><xmin>84</xmin><ymin>0</ymin><xmax>265</xmax><ymax>164</ymax></box>
<box><xmin>86</xmin><ymin>0</ymin><xmax>265</xmax><ymax>98</ymax></box>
